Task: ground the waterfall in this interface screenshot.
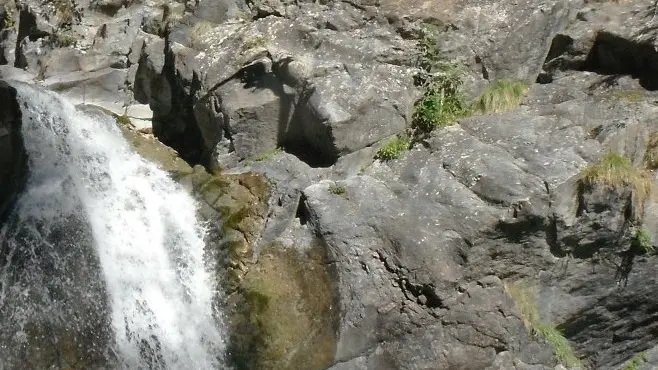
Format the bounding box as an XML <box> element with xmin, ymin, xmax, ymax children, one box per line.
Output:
<box><xmin>0</xmin><ymin>83</ymin><xmax>226</xmax><ymax>369</ymax></box>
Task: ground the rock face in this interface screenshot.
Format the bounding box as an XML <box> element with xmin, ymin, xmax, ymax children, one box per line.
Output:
<box><xmin>4</xmin><ymin>0</ymin><xmax>658</xmax><ymax>369</ymax></box>
<box><xmin>0</xmin><ymin>80</ymin><xmax>26</xmax><ymax>221</ymax></box>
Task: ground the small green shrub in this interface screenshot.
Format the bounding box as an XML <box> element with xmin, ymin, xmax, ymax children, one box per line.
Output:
<box><xmin>623</xmin><ymin>352</ymin><xmax>648</xmax><ymax>370</ymax></box>
<box><xmin>328</xmin><ymin>183</ymin><xmax>346</xmax><ymax>196</ymax></box>
<box><xmin>505</xmin><ymin>281</ymin><xmax>582</xmax><ymax>369</ymax></box>
<box><xmin>411</xmin><ymin>26</ymin><xmax>468</xmax><ymax>136</ymax></box>
<box><xmin>579</xmin><ymin>151</ymin><xmax>652</xmax><ymax>219</ymax></box>
<box><xmin>632</xmin><ymin>227</ymin><xmax>654</xmax><ymax>255</ymax></box>
<box><xmin>471</xmin><ymin>79</ymin><xmax>529</xmax><ymax>114</ymax></box>
<box><xmin>115</xmin><ymin>114</ymin><xmax>131</xmax><ymax>126</ymax></box>
<box><xmin>376</xmin><ymin>136</ymin><xmax>409</xmax><ymax>161</ymax></box>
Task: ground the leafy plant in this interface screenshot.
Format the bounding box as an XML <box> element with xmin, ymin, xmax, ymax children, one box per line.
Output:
<box><xmin>411</xmin><ymin>26</ymin><xmax>468</xmax><ymax>136</ymax></box>
<box><xmin>472</xmin><ymin>79</ymin><xmax>529</xmax><ymax>114</ymax></box>
<box><xmin>505</xmin><ymin>281</ymin><xmax>582</xmax><ymax>369</ymax></box>
<box><xmin>376</xmin><ymin>136</ymin><xmax>409</xmax><ymax>161</ymax></box>
<box><xmin>632</xmin><ymin>227</ymin><xmax>654</xmax><ymax>255</ymax></box>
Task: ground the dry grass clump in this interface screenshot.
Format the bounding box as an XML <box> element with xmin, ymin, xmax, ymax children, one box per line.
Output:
<box><xmin>471</xmin><ymin>79</ymin><xmax>529</xmax><ymax>115</ymax></box>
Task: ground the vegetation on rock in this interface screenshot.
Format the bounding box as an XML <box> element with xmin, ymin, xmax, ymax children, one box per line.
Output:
<box><xmin>411</xmin><ymin>26</ymin><xmax>468</xmax><ymax>137</ymax></box>
<box><xmin>578</xmin><ymin>151</ymin><xmax>652</xmax><ymax>219</ymax></box>
<box><xmin>376</xmin><ymin>135</ymin><xmax>409</xmax><ymax>161</ymax></box>
<box><xmin>328</xmin><ymin>182</ymin><xmax>346</xmax><ymax>196</ymax></box>
<box><xmin>51</xmin><ymin>0</ymin><xmax>81</xmax><ymax>28</ymax></box>
<box><xmin>188</xmin><ymin>21</ymin><xmax>214</xmax><ymax>50</ymax></box>
<box><xmin>505</xmin><ymin>281</ymin><xmax>582</xmax><ymax>369</ymax></box>
<box><xmin>631</xmin><ymin>226</ymin><xmax>654</xmax><ymax>255</ymax></box>
<box><xmin>643</xmin><ymin>132</ymin><xmax>658</xmax><ymax>170</ymax></box>
<box><xmin>250</xmin><ymin>146</ymin><xmax>283</xmax><ymax>164</ymax></box>
<box><xmin>115</xmin><ymin>113</ymin><xmax>132</xmax><ymax>126</ymax></box>
<box><xmin>614</xmin><ymin>90</ymin><xmax>646</xmax><ymax>104</ymax></box>
<box><xmin>471</xmin><ymin>79</ymin><xmax>529</xmax><ymax>114</ymax></box>
<box><xmin>622</xmin><ymin>352</ymin><xmax>648</xmax><ymax>370</ymax></box>
<box><xmin>242</xmin><ymin>35</ymin><xmax>266</xmax><ymax>51</ymax></box>
<box><xmin>0</xmin><ymin>2</ymin><xmax>15</xmax><ymax>30</ymax></box>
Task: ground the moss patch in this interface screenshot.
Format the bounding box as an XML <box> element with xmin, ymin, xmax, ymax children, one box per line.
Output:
<box><xmin>228</xmin><ymin>242</ymin><xmax>338</xmax><ymax>370</ymax></box>
<box><xmin>505</xmin><ymin>281</ymin><xmax>582</xmax><ymax>369</ymax></box>
<box><xmin>614</xmin><ymin>90</ymin><xmax>646</xmax><ymax>104</ymax></box>
<box><xmin>188</xmin><ymin>21</ymin><xmax>214</xmax><ymax>49</ymax></box>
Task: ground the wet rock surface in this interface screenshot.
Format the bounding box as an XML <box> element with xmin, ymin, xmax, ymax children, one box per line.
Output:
<box><xmin>0</xmin><ymin>80</ymin><xmax>26</xmax><ymax>221</ymax></box>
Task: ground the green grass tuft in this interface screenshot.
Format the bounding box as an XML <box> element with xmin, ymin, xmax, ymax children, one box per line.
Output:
<box><xmin>376</xmin><ymin>136</ymin><xmax>409</xmax><ymax>161</ymax></box>
<box><xmin>471</xmin><ymin>79</ymin><xmax>529</xmax><ymax>115</ymax></box>
<box><xmin>623</xmin><ymin>352</ymin><xmax>648</xmax><ymax>370</ymax></box>
<box><xmin>535</xmin><ymin>323</ymin><xmax>582</xmax><ymax>369</ymax></box>
<box><xmin>579</xmin><ymin>151</ymin><xmax>652</xmax><ymax>219</ymax></box>
<box><xmin>505</xmin><ymin>281</ymin><xmax>582</xmax><ymax>369</ymax></box>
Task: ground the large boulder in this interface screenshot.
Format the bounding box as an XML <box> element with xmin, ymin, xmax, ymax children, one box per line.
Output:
<box><xmin>134</xmin><ymin>3</ymin><xmax>420</xmax><ymax>167</ymax></box>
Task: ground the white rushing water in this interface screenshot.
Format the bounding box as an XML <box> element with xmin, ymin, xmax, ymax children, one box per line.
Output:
<box><xmin>0</xmin><ymin>83</ymin><xmax>226</xmax><ymax>369</ymax></box>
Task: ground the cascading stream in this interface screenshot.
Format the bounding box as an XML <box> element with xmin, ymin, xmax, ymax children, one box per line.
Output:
<box><xmin>0</xmin><ymin>83</ymin><xmax>226</xmax><ymax>369</ymax></box>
